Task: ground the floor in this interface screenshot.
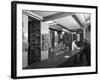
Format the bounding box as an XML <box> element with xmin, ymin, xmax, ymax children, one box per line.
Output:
<box><xmin>23</xmin><ymin>48</ymin><xmax>90</xmax><ymax>69</ymax></box>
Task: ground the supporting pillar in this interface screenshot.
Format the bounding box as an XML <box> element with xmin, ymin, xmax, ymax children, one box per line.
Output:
<box><xmin>83</xmin><ymin>27</ymin><xmax>86</xmax><ymax>39</ymax></box>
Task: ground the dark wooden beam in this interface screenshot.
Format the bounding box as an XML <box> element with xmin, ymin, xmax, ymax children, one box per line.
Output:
<box><xmin>23</xmin><ymin>10</ymin><xmax>43</xmax><ymax>21</ymax></box>
<box><xmin>56</xmin><ymin>22</ymin><xmax>73</xmax><ymax>32</ymax></box>
<box><xmin>72</xmin><ymin>15</ymin><xmax>84</xmax><ymax>28</ymax></box>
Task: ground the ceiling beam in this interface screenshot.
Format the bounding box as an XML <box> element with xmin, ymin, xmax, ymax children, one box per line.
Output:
<box><xmin>23</xmin><ymin>10</ymin><xmax>43</xmax><ymax>21</ymax></box>
<box><xmin>72</xmin><ymin>15</ymin><xmax>84</xmax><ymax>28</ymax></box>
<box><xmin>55</xmin><ymin>22</ymin><xmax>83</xmax><ymax>33</ymax></box>
<box><xmin>55</xmin><ymin>22</ymin><xmax>74</xmax><ymax>32</ymax></box>
<box><xmin>43</xmin><ymin>12</ymin><xmax>74</xmax><ymax>21</ymax></box>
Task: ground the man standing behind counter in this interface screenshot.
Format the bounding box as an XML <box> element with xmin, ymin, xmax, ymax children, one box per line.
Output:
<box><xmin>72</xmin><ymin>40</ymin><xmax>80</xmax><ymax>51</ymax></box>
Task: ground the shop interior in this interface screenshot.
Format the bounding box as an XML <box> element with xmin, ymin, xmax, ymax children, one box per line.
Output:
<box><xmin>22</xmin><ymin>10</ymin><xmax>91</xmax><ymax>69</ymax></box>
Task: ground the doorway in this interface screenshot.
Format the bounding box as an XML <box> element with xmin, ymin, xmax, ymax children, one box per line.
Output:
<box><xmin>28</xmin><ymin>16</ymin><xmax>41</xmax><ymax>65</ymax></box>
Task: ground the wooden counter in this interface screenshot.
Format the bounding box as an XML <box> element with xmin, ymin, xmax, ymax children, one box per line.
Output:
<box><xmin>24</xmin><ymin>48</ymin><xmax>83</xmax><ymax>69</ymax></box>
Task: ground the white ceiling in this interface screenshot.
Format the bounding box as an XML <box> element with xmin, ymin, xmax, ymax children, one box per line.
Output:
<box><xmin>84</xmin><ymin>14</ymin><xmax>91</xmax><ymax>21</ymax></box>
<box><xmin>54</xmin><ymin>16</ymin><xmax>80</xmax><ymax>29</ymax></box>
<box><xmin>28</xmin><ymin>10</ymin><xmax>90</xmax><ymax>30</ymax></box>
<box><xmin>30</xmin><ymin>10</ymin><xmax>59</xmax><ymax>17</ymax></box>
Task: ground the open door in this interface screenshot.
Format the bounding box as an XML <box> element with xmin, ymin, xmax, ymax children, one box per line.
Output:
<box><xmin>28</xmin><ymin>16</ymin><xmax>41</xmax><ymax>65</ymax></box>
